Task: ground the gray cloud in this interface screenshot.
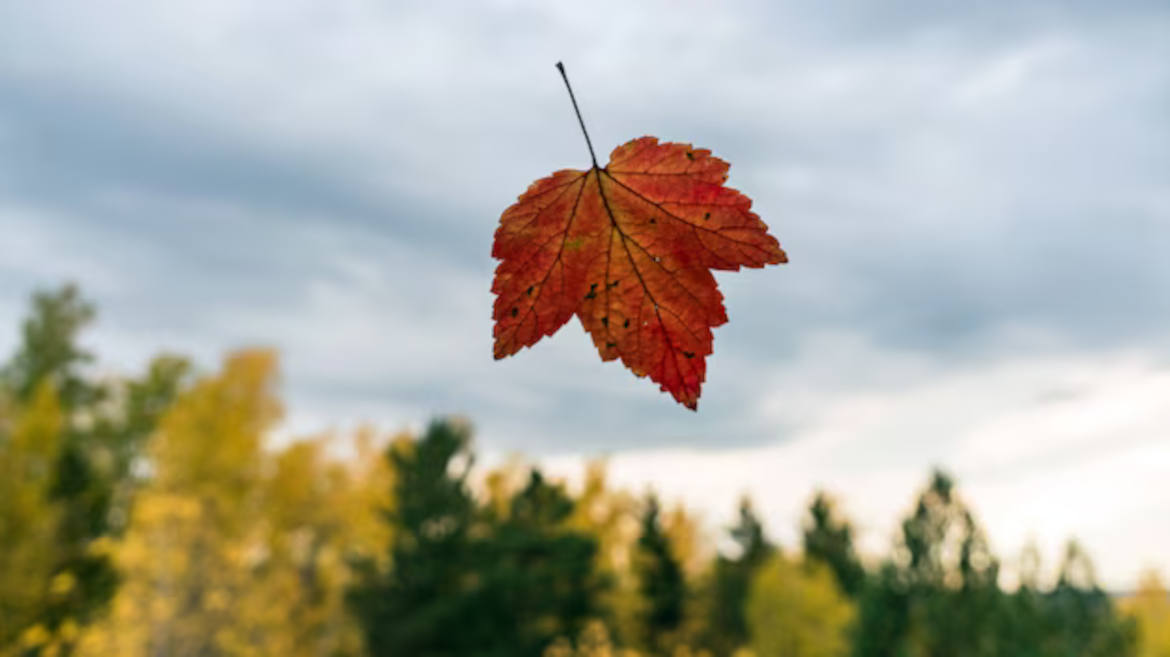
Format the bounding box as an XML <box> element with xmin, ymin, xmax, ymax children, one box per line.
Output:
<box><xmin>0</xmin><ymin>0</ymin><xmax>1167</xmax><ymax>458</ymax></box>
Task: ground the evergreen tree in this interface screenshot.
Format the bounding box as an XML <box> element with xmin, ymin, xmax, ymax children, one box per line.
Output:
<box><xmin>2</xmin><ymin>284</ymin><xmax>99</xmax><ymax>409</ymax></box>
<box><xmin>1040</xmin><ymin>541</ymin><xmax>1135</xmax><ymax>656</ymax></box>
<box><xmin>803</xmin><ymin>491</ymin><xmax>866</xmax><ymax>598</ymax></box>
<box><xmin>349</xmin><ymin>419</ymin><xmax>479</xmax><ymax>657</ymax></box>
<box><xmin>473</xmin><ymin>470</ymin><xmax>605</xmax><ymax>657</ymax></box>
<box><xmin>350</xmin><ymin>423</ymin><xmax>606</xmax><ymax>657</ymax></box>
<box><xmin>705</xmin><ymin>497</ymin><xmax>774</xmax><ymax>655</ymax></box>
<box><xmin>853</xmin><ymin>470</ymin><xmax>1002</xmax><ymax>657</ymax></box>
<box><xmin>634</xmin><ymin>494</ymin><xmax>686</xmax><ymax>655</ymax></box>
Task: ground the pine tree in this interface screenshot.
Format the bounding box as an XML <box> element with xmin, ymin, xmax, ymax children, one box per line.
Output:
<box><xmin>705</xmin><ymin>497</ymin><xmax>774</xmax><ymax>655</ymax></box>
<box><xmin>1041</xmin><ymin>541</ymin><xmax>1136</xmax><ymax>656</ymax></box>
<box><xmin>802</xmin><ymin>491</ymin><xmax>866</xmax><ymax>598</ymax></box>
<box><xmin>348</xmin><ymin>419</ymin><xmax>480</xmax><ymax>656</ymax></box>
<box><xmin>473</xmin><ymin>470</ymin><xmax>605</xmax><ymax>657</ymax></box>
<box><xmin>853</xmin><ymin>470</ymin><xmax>1003</xmax><ymax>657</ymax></box>
<box><xmin>351</xmin><ymin>423</ymin><xmax>606</xmax><ymax>657</ymax></box>
<box><xmin>634</xmin><ymin>494</ymin><xmax>685</xmax><ymax>655</ymax></box>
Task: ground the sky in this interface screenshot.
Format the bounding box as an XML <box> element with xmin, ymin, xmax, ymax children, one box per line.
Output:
<box><xmin>1</xmin><ymin>1</ymin><xmax>1168</xmax><ymax>589</ymax></box>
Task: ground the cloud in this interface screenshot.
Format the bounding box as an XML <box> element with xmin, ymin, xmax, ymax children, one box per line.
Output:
<box><xmin>1</xmin><ymin>0</ymin><xmax>1168</xmax><ymax>587</ymax></box>
<box><xmin>539</xmin><ymin>344</ymin><xmax>1170</xmax><ymax>590</ymax></box>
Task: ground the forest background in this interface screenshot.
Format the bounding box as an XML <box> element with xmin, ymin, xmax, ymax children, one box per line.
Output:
<box><xmin>1</xmin><ymin>285</ymin><xmax>1168</xmax><ymax>656</ymax></box>
<box><xmin>3</xmin><ymin>1</ymin><xmax>1169</xmax><ymax>655</ymax></box>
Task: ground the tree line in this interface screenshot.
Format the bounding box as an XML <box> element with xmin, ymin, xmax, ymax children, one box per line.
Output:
<box><xmin>1</xmin><ymin>285</ymin><xmax>1167</xmax><ymax>657</ymax></box>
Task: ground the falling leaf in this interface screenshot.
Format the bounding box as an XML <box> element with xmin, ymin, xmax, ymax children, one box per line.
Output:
<box><xmin>491</xmin><ymin>64</ymin><xmax>786</xmax><ymax>410</ymax></box>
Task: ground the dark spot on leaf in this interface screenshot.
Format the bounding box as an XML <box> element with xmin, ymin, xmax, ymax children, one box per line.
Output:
<box><xmin>605</xmin><ymin>341</ymin><xmax>616</xmax><ymax>349</ymax></box>
<box><xmin>649</xmin><ymin>218</ymin><xmax>656</xmax><ymax>224</ymax></box>
<box><xmin>623</xmin><ymin>319</ymin><xmax>630</xmax><ymax>329</ymax></box>
<box><xmin>601</xmin><ymin>317</ymin><xmax>609</xmax><ymax>326</ymax></box>
<box><xmin>609</xmin><ymin>279</ymin><xmax>620</xmax><ymax>288</ymax></box>
<box><xmin>703</xmin><ymin>212</ymin><xmax>711</xmax><ymax>221</ymax></box>
<box><xmin>510</xmin><ymin>307</ymin><xmax>518</xmax><ymax>318</ymax></box>
<box><xmin>683</xmin><ymin>351</ymin><xmax>695</xmax><ymax>359</ymax></box>
<box><xmin>685</xmin><ymin>151</ymin><xmax>694</xmax><ymax>160</ymax></box>
<box><xmin>526</xmin><ymin>285</ymin><xmax>534</xmax><ymax>296</ymax></box>
<box><xmin>584</xmin><ymin>282</ymin><xmax>598</xmax><ymax>300</ymax></box>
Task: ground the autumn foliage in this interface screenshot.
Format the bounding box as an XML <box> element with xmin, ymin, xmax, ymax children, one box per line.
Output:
<box><xmin>0</xmin><ymin>286</ymin><xmax>1158</xmax><ymax>657</ymax></box>
<box><xmin>491</xmin><ymin>136</ymin><xmax>786</xmax><ymax>409</ymax></box>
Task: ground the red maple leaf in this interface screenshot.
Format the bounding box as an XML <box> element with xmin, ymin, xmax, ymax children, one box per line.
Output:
<box><xmin>492</xmin><ymin>63</ymin><xmax>786</xmax><ymax>410</ymax></box>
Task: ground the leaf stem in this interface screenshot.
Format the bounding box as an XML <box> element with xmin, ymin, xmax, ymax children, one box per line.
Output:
<box><xmin>556</xmin><ymin>61</ymin><xmax>598</xmax><ymax>168</ymax></box>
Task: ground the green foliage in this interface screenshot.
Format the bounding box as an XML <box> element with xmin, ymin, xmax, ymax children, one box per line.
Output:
<box><xmin>1038</xmin><ymin>542</ymin><xmax>1136</xmax><ymax>656</ymax></box>
<box><xmin>705</xmin><ymin>498</ymin><xmax>774</xmax><ymax>656</ymax></box>
<box><xmin>853</xmin><ymin>470</ymin><xmax>1004</xmax><ymax>657</ymax></box>
<box><xmin>475</xmin><ymin>471</ymin><xmax>606</xmax><ymax>656</ymax></box>
<box><xmin>349</xmin><ymin>419</ymin><xmax>478</xmax><ymax>656</ymax></box>
<box><xmin>349</xmin><ymin>420</ymin><xmax>605</xmax><ymax>657</ymax></box>
<box><xmin>802</xmin><ymin>492</ymin><xmax>865</xmax><ymax>598</ymax></box>
<box><xmin>746</xmin><ymin>556</ymin><xmax>855</xmax><ymax>657</ymax></box>
<box><xmin>852</xmin><ymin>471</ymin><xmax>1136</xmax><ymax>657</ymax></box>
<box><xmin>0</xmin><ymin>285</ymin><xmax>1153</xmax><ymax>657</ymax></box>
<box><xmin>2</xmin><ymin>283</ymin><xmax>98</xmax><ymax>410</ymax></box>
<box><xmin>634</xmin><ymin>495</ymin><xmax>687</xmax><ymax>655</ymax></box>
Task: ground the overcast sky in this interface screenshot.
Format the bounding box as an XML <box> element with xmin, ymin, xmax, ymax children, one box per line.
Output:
<box><xmin>2</xmin><ymin>1</ymin><xmax>1168</xmax><ymax>589</ymax></box>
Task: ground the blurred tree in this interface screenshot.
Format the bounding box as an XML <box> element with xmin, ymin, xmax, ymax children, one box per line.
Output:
<box><xmin>348</xmin><ymin>418</ymin><xmax>480</xmax><ymax>656</ymax></box>
<box><xmin>661</xmin><ymin>502</ymin><xmax>710</xmax><ymax>652</ymax></box>
<box><xmin>853</xmin><ymin>470</ymin><xmax>1002</xmax><ymax>657</ymax></box>
<box><xmin>351</xmin><ymin>421</ymin><xmax>608</xmax><ymax>657</ymax></box>
<box><xmin>993</xmin><ymin>543</ymin><xmax>1049</xmax><ymax>655</ymax></box>
<box><xmin>745</xmin><ymin>555</ymin><xmax>855</xmax><ymax>657</ymax></box>
<box><xmin>101</xmin><ymin>355</ymin><xmax>191</xmax><ymax>528</ymax></box>
<box><xmin>474</xmin><ymin>470</ymin><xmax>607</xmax><ymax>656</ymax></box>
<box><xmin>704</xmin><ymin>498</ymin><xmax>775</xmax><ymax>656</ymax></box>
<box><xmin>74</xmin><ymin>350</ymin><xmax>283</xmax><ymax>657</ymax></box>
<box><xmin>1</xmin><ymin>285</ymin><xmax>112</xmax><ymax>655</ymax></box>
<box><xmin>545</xmin><ymin>621</ymin><xmax>640</xmax><ymax>657</ymax></box>
<box><xmin>568</xmin><ymin>462</ymin><xmax>642</xmax><ymax>648</ymax></box>
<box><xmin>2</xmin><ymin>284</ymin><xmax>98</xmax><ymax>409</ymax></box>
<box><xmin>1124</xmin><ymin>570</ymin><xmax>1170</xmax><ymax>657</ymax></box>
<box><xmin>0</xmin><ymin>383</ymin><xmax>64</xmax><ymax>654</ymax></box>
<box><xmin>1038</xmin><ymin>541</ymin><xmax>1135</xmax><ymax>656</ymax></box>
<box><xmin>241</xmin><ymin>435</ymin><xmax>392</xmax><ymax>657</ymax></box>
<box><xmin>634</xmin><ymin>494</ymin><xmax>686</xmax><ymax>655</ymax></box>
<box><xmin>802</xmin><ymin>492</ymin><xmax>866</xmax><ymax>598</ymax></box>
<box><xmin>0</xmin><ymin>285</ymin><xmax>189</xmax><ymax>655</ymax></box>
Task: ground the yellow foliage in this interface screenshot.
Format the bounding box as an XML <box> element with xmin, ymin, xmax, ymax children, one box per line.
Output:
<box><xmin>74</xmin><ymin>350</ymin><xmax>394</xmax><ymax>657</ymax></box>
<box><xmin>663</xmin><ymin>503</ymin><xmax>707</xmax><ymax>579</ymax></box>
<box><xmin>746</xmin><ymin>556</ymin><xmax>855</xmax><ymax>657</ymax></box>
<box><xmin>544</xmin><ymin>621</ymin><xmax>643</xmax><ymax>657</ymax></box>
<box><xmin>1124</xmin><ymin>570</ymin><xmax>1170</xmax><ymax>657</ymax></box>
<box><xmin>545</xmin><ymin>622</ymin><xmax>713</xmax><ymax>657</ymax></box>
<box><xmin>0</xmin><ymin>382</ymin><xmax>63</xmax><ymax>651</ymax></box>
